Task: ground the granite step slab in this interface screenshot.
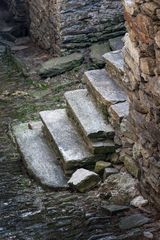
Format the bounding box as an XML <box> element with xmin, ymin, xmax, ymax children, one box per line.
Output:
<box><xmin>39</xmin><ymin>109</ymin><xmax>97</xmax><ymax>175</ymax></box>
<box><xmin>84</xmin><ymin>69</ymin><xmax>127</xmax><ymax>107</ymax></box>
<box><xmin>13</xmin><ymin>121</ymin><xmax>68</xmax><ymax>189</ymax></box>
<box><xmin>64</xmin><ymin>89</ymin><xmax>114</xmax><ymax>141</ymax></box>
<box><xmin>103</xmin><ymin>50</ymin><xmax>124</xmax><ymax>86</ymax></box>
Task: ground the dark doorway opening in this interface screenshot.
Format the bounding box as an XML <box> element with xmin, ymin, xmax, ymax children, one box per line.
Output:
<box><xmin>0</xmin><ymin>0</ymin><xmax>29</xmax><ymax>38</ymax></box>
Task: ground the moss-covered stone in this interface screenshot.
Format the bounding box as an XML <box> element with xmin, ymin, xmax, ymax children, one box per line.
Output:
<box><xmin>94</xmin><ymin>161</ymin><xmax>112</xmax><ymax>174</ymax></box>
<box><xmin>124</xmin><ymin>156</ymin><xmax>139</xmax><ymax>178</ymax></box>
<box><xmin>39</xmin><ymin>53</ymin><xmax>84</xmax><ymax>78</ymax></box>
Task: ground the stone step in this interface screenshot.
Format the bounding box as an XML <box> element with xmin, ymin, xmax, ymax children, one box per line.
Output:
<box><xmin>39</xmin><ymin>109</ymin><xmax>97</xmax><ymax>175</ymax></box>
<box><xmin>64</xmin><ymin>89</ymin><xmax>114</xmax><ymax>141</ymax></box>
<box><xmin>13</xmin><ymin>121</ymin><xmax>68</xmax><ymax>189</ymax></box>
<box><xmin>103</xmin><ymin>50</ymin><xmax>124</xmax><ymax>86</ymax></box>
<box><xmin>84</xmin><ymin>69</ymin><xmax>127</xmax><ymax>108</ymax></box>
<box><xmin>108</xmin><ymin>101</ymin><xmax>129</xmax><ymax>124</ymax></box>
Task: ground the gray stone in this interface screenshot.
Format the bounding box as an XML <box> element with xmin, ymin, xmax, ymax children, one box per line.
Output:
<box><xmin>100</xmin><ymin>172</ymin><xmax>139</xmax><ymax>204</ymax></box>
<box><xmin>108</xmin><ymin>101</ymin><xmax>129</xmax><ymax>123</ymax></box>
<box><xmin>90</xmin><ymin>42</ymin><xmax>110</xmax><ymax>67</ymax></box>
<box><xmin>103</xmin><ymin>167</ymin><xmax>119</xmax><ymax>180</ymax></box>
<box><xmin>39</xmin><ymin>53</ymin><xmax>84</xmax><ymax>78</ymax></box>
<box><xmin>103</xmin><ymin>50</ymin><xmax>124</xmax><ymax>85</ymax></box>
<box><xmin>68</xmin><ymin>168</ymin><xmax>101</xmax><ymax>192</ymax></box>
<box><xmin>84</xmin><ymin>69</ymin><xmax>127</xmax><ymax>107</ymax></box>
<box><xmin>65</xmin><ymin>89</ymin><xmax>114</xmax><ymax>141</ymax></box>
<box><xmin>109</xmin><ymin>36</ymin><xmax>124</xmax><ymax>51</ymax></box>
<box><xmin>101</xmin><ymin>204</ymin><xmax>129</xmax><ymax>214</ymax></box>
<box><xmin>130</xmin><ymin>196</ymin><xmax>148</xmax><ymax>208</ymax></box>
<box><xmin>123</xmin><ymin>156</ymin><xmax>139</xmax><ymax>178</ymax></box>
<box><xmin>39</xmin><ymin>109</ymin><xmax>95</xmax><ymax>175</ymax></box>
<box><xmin>91</xmin><ymin>139</ymin><xmax>115</xmax><ymax>154</ymax></box>
<box><xmin>119</xmin><ymin>214</ymin><xmax>150</xmax><ymax>230</ymax></box>
<box><xmin>13</xmin><ymin>122</ymin><xmax>68</xmax><ymax>189</ymax></box>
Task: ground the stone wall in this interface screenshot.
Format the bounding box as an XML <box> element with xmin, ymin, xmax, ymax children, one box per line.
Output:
<box><xmin>123</xmin><ymin>0</ymin><xmax>160</xmax><ymax>207</ymax></box>
<box><xmin>28</xmin><ymin>0</ymin><xmax>125</xmax><ymax>54</ymax></box>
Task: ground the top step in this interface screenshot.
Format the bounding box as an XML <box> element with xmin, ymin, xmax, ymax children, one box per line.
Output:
<box><xmin>64</xmin><ymin>89</ymin><xmax>114</xmax><ymax>141</ymax></box>
<box><xmin>103</xmin><ymin>50</ymin><xmax>124</xmax><ymax>86</ymax></box>
<box><xmin>84</xmin><ymin>69</ymin><xmax>127</xmax><ymax>107</ymax></box>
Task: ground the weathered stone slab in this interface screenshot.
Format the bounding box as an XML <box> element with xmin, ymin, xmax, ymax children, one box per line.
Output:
<box><xmin>90</xmin><ymin>42</ymin><xmax>110</xmax><ymax>67</ymax></box>
<box><xmin>39</xmin><ymin>53</ymin><xmax>84</xmax><ymax>78</ymax></box>
<box><xmin>103</xmin><ymin>50</ymin><xmax>124</xmax><ymax>85</ymax></box>
<box><xmin>119</xmin><ymin>214</ymin><xmax>150</xmax><ymax>230</ymax></box>
<box><xmin>39</xmin><ymin>109</ymin><xmax>95</xmax><ymax>175</ymax></box>
<box><xmin>108</xmin><ymin>101</ymin><xmax>129</xmax><ymax>124</ymax></box>
<box><xmin>84</xmin><ymin>69</ymin><xmax>127</xmax><ymax>107</ymax></box>
<box><xmin>101</xmin><ymin>204</ymin><xmax>129</xmax><ymax>214</ymax></box>
<box><xmin>13</xmin><ymin>122</ymin><xmax>68</xmax><ymax>189</ymax></box>
<box><xmin>65</xmin><ymin>89</ymin><xmax>114</xmax><ymax>141</ymax></box>
<box><xmin>109</xmin><ymin>36</ymin><xmax>124</xmax><ymax>51</ymax></box>
<box><xmin>68</xmin><ymin>168</ymin><xmax>101</xmax><ymax>192</ymax></box>
<box><xmin>91</xmin><ymin>140</ymin><xmax>115</xmax><ymax>154</ymax></box>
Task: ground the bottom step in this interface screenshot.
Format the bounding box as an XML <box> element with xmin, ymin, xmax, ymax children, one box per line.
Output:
<box><xmin>13</xmin><ymin>121</ymin><xmax>68</xmax><ymax>189</ymax></box>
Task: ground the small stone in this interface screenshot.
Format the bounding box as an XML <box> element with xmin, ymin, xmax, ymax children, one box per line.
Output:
<box><xmin>103</xmin><ymin>167</ymin><xmax>119</xmax><ymax>180</ymax></box>
<box><xmin>143</xmin><ymin>231</ymin><xmax>153</xmax><ymax>239</ymax></box>
<box><xmin>99</xmin><ymin>172</ymin><xmax>139</xmax><ymax>204</ymax></box>
<box><xmin>101</xmin><ymin>204</ymin><xmax>129</xmax><ymax>214</ymax></box>
<box><xmin>94</xmin><ymin>161</ymin><xmax>112</xmax><ymax>174</ymax></box>
<box><xmin>130</xmin><ymin>196</ymin><xmax>148</xmax><ymax>208</ymax></box>
<box><xmin>68</xmin><ymin>168</ymin><xmax>101</xmax><ymax>192</ymax></box>
<box><xmin>109</xmin><ymin>36</ymin><xmax>124</xmax><ymax>51</ymax></box>
<box><xmin>119</xmin><ymin>214</ymin><xmax>150</xmax><ymax>230</ymax></box>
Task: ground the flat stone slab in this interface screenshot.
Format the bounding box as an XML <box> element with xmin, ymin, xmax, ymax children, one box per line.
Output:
<box><xmin>39</xmin><ymin>109</ymin><xmax>95</xmax><ymax>175</ymax></box>
<box><xmin>109</xmin><ymin>36</ymin><xmax>124</xmax><ymax>51</ymax></box>
<box><xmin>65</xmin><ymin>89</ymin><xmax>114</xmax><ymax>141</ymax></box>
<box><xmin>13</xmin><ymin>122</ymin><xmax>68</xmax><ymax>189</ymax></box>
<box><xmin>39</xmin><ymin>52</ymin><xmax>84</xmax><ymax>78</ymax></box>
<box><xmin>68</xmin><ymin>168</ymin><xmax>101</xmax><ymax>192</ymax></box>
<box><xmin>84</xmin><ymin>69</ymin><xmax>127</xmax><ymax>107</ymax></box>
<box><xmin>101</xmin><ymin>204</ymin><xmax>129</xmax><ymax>214</ymax></box>
<box><xmin>119</xmin><ymin>214</ymin><xmax>150</xmax><ymax>230</ymax></box>
<box><xmin>91</xmin><ymin>139</ymin><xmax>115</xmax><ymax>154</ymax></box>
<box><xmin>103</xmin><ymin>50</ymin><xmax>124</xmax><ymax>85</ymax></box>
<box><xmin>90</xmin><ymin>42</ymin><xmax>110</xmax><ymax>67</ymax></box>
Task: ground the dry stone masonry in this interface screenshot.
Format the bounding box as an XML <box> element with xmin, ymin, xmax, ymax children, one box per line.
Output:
<box><xmin>123</xmin><ymin>0</ymin><xmax>160</xmax><ymax>207</ymax></box>
<box><xmin>27</xmin><ymin>0</ymin><xmax>125</xmax><ymax>54</ymax></box>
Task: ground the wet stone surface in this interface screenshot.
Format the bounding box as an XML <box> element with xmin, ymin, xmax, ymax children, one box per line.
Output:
<box><xmin>0</xmin><ymin>42</ymin><xmax>160</xmax><ymax>240</ymax></box>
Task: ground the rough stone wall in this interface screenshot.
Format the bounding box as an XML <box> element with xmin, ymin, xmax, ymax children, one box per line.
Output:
<box><xmin>123</xmin><ymin>0</ymin><xmax>160</xmax><ymax>207</ymax></box>
<box><xmin>28</xmin><ymin>0</ymin><xmax>125</xmax><ymax>54</ymax></box>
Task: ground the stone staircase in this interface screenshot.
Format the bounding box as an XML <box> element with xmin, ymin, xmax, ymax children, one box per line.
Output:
<box><xmin>13</xmin><ymin>49</ymin><xmax>128</xmax><ymax>189</ymax></box>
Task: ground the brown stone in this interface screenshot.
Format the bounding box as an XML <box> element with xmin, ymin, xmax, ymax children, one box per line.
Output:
<box><xmin>140</xmin><ymin>57</ymin><xmax>155</xmax><ymax>75</ymax></box>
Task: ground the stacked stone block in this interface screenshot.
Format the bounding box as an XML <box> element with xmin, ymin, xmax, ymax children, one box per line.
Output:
<box><xmin>123</xmin><ymin>0</ymin><xmax>160</xmax><ymax>207</ymax></box>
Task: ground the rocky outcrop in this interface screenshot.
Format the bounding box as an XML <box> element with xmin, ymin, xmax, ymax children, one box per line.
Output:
<box><xmin>123</xmin><ymin>0</ymin><xmax>160</xmax><ymax>207</ymax></box>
